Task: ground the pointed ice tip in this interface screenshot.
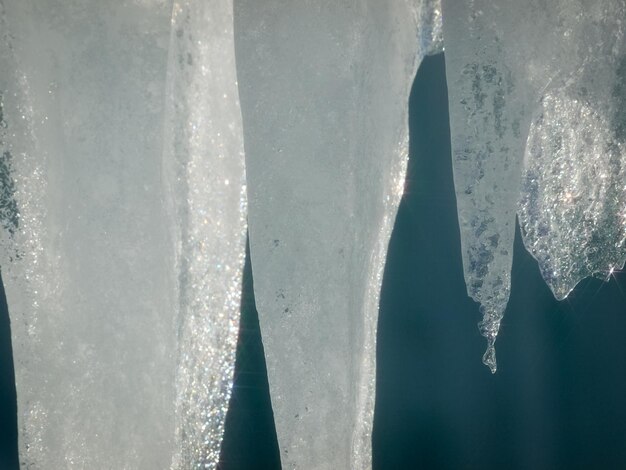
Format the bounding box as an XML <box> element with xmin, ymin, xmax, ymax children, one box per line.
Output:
<box><xmin>482</xmin><ymin>344</ymin><xmax>497</xmax><ymax>374</ymax></box>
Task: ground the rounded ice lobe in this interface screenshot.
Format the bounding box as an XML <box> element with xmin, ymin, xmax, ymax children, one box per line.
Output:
<box><xmin>519</xmin><ymin>89</ymin><xmax>626</xmax><ymax>300</ymax></box>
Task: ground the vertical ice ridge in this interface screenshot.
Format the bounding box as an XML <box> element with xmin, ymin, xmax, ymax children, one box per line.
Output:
<box><xmin>164</xmin><ymin>1</ymin><xmax>247</xmax><ymax>468</ymax></box>
<box><xmin>236</xmin><ymin>1</ymin><xmax>441</xmax><ymax>467</ymax></box>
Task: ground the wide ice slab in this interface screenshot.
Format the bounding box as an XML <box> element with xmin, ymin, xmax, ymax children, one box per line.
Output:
<box><xmin>1</xmin><ymin>1</ymin><xmax>248</xmax><ymax>468</ymax></box>
<box><xmin>0</xmin><ymin>1</ymin><xmax>176</xmax><ymax>467</ymax></box>
<box><xmin>235</xmin><ymin>1</ymin><xmax>441</xmax><ymax>468</ymax></box>
<box><xmin>443</xmin><ymin>0</ymin><xmax>626</xmax><ymax>371</ymax></box>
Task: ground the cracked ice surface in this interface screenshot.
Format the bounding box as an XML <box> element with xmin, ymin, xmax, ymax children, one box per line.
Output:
<box><xmin>235</xmin><ymin>0</ymin><xmax>442</xmax><ymax>468</ymax></box>
<box><xmin>443</xmin><ymin>0</ymin><xmax>626</xmax><ymax>372</ymax></box>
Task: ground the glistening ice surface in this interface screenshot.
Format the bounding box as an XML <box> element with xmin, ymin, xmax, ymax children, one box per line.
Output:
<box><xmin>443</xmin><ymin>0</ymin><xmax>626</xmax><ymax>372</ymax></box>
<box><xmin>0</xmin><ymin>1</ymin><xmax>246</xmax><ymax>467</ymax></box>
<box><xmin>235</xmin><ymin>0</ymin><xmax>442</xmax><ymax>468</ymax></box>
<box><xmin>518</xmin><ymin>7</ymin><xmax>626</xmax><ymax>301</ymax></box>
<box><xmin>163</xmin><ymin>1</ymin><xmax>247</xmax><ymax>468</ymax></box>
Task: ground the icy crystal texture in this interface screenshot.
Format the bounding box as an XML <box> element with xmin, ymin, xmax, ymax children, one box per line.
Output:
<box><xmin>443</xmin><ymin>0</ymin><xmax>626</xmax><ymax>372</ymax></box>
<box><xmin>164</xmin><ymin>1</ymin><xmax>247</xmax><ymax>468</ymax></box>
<box><xmin>518</xmin><ymin>6</ymin><xmax>626</xmax><ymax>300</ymax></box>
<box><xmin>235</xmin><ymin>0</ymin><xmax>442</xmax><ymax>468</ymax></box>
<box><xmin>0</xmin><ymin>0</ymin><xmax>246</xmax><ymax>467</ymax></box>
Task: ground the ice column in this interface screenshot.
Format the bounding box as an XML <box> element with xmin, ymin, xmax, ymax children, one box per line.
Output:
<box><xmin>443</xmin><ymin>0</ymin><xmax>626</xmax><ymax>371</ymax></box>
<box><xmin>0</xmin><ymin>1</ymin><xmax>176</xmax><ymax>468</ymax></box>
<box><xmin>235</xmin><ymin>1</ymin><xmax>442</xmax><ymax>468</ymax></box>
<box><xmin>163</xmin><ymin>1</ymin><xmax>247</xmax><ymax>468</ymax></box>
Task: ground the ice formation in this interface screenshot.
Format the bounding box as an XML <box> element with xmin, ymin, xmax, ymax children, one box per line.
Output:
<box><xmin>234</xmin><ymin>0</ymin><xmax>441</xmax><ymax>468</ymax></box>
<box><xmin>0</xmin><ymin>1</ymin><xmax>177</xmax><ymax>467</ymax></box>
<box><xmin>163</xmin><ymin>1</ymin><xmax>247</xmax><ymax>468</ymax></box>
<box><xmin>0</xmin><ymin>0</ymin><xmax>246</xmax><ymax>468</ymax></box>
<box><xmin>443</xmin><ymin>0</ymin><xmax>626</xmax><ymax>372</ymax></box>
<box><xmin>518</xmin><ymin>10</ymin><xmax>626</xmax><ymax>300</ymax></box>
<box><xmin>2</xmin><ymin>0</ymin><xmax>624</xmax><ymax>467</ymax></box>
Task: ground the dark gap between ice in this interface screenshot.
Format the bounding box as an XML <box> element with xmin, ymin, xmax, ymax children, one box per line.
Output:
<box><xmin>219</xmin><ymin>236</ymin><xmax>280</xmax><ymax>469</ymax></box>
<box><xmin>0</xmin><ymin>269</ymin><xmax>19</xmax><ymax>469</ymax></box>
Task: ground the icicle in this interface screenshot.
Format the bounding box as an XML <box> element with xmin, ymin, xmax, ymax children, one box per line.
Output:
<box><xmin>443</xmin><ymin>0</ymin><xmax>626</xmax><ymax>371</ymax></box>
<box><xmin>164</xmin><ymin>1</ymin><xmax>247</xmax><ymax>468</ymax></box>
<box><xmin>0</xmin><ymin>1</ymin><xmax>176</xmax><ymax>467</ymax></box>
<box><xmin>442</xmin><ymin>0</ymin><xmax>528</xmax><ymax>372</ymax></box>
<box><xmin>235</xmin><ymin>0</ymin><xmax>442</xmax><ymax>467</ymax></box>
